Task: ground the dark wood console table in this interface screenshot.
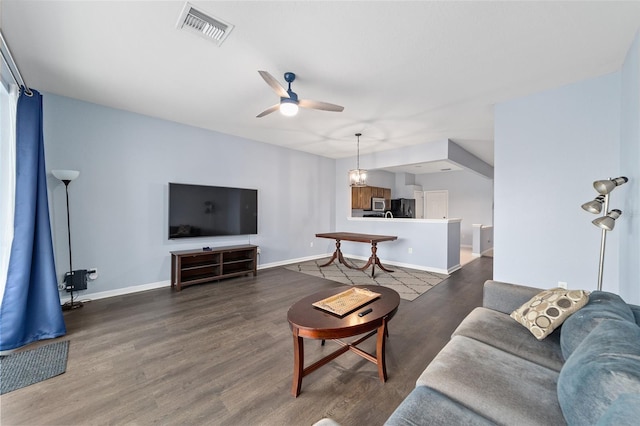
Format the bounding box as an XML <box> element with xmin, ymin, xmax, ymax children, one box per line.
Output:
<box><xmin>315</xmin><ymin>232</ymin><xmax>398</xmax><ymax>277</ymax></box>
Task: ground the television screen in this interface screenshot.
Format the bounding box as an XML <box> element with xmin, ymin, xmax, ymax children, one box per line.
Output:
<box><xmin>168</xmin><ymin>183</ymin><xmax>258</xmax><ymax>239</ymax></box>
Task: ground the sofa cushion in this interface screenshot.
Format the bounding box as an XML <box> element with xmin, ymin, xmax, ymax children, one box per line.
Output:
<box><xmin>453</xmin><ymin>307</ymin><xmax>564</xmax><ymax>371</ymax></box>
<box><xmin>417</xmin><ymin>335</ymin><xmax>565</xmax><ymax>426</ymax></box>
<box><xmin>596</xmin><ymin>393</ymin><xmax>640</xmax><ymax>425</ymax></box>
<box><xmin>560</xmin><ymin>291</ymin><xmax>635</xmax><ymax>359</ymax></box>
<box><xmin>629</xmin><ymin>305</ymin><xmax>640</xmax><ymax>326</ymax></box>
<box><xmin>384</xmin><ymin>386</ymin><xmax>494</xmax><ymax>426</ymax></box>
<box><xmin>482</xmin><ymin>280</ymin><xmax>542</xmax><ymax>314</ymax></box>
<box><xmin>510</xmin><ymin>288</ymin><xmax>589</xmax><ymax>340</ymax></box>
<box><xmin>558</xmin><ymin>320</ymin><xmax>640</xmax><ymax>425</ymax></box>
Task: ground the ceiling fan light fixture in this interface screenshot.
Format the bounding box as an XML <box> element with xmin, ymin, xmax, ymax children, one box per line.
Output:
<box><xmin>280</xmin><ymin>98</ymin><xmax>299</xmax><ymax>117</ymax></box>
<box><xmin>256</xmin><ymin>70</ymin><xmax>344</xmax><ymax>118</ymax></box>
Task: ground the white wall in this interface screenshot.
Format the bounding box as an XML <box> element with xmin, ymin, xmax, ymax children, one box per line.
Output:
<box><xmin>415</xmin><ymin>169</ymin><xmax>493</xmax><ymax>246</ymax></box>
<box><xmin>494</xmin><ymin>72</ymin><xmax>624</xmax><ymax>295</ymax></box>
<box><xmin>495</xmin><ymin>29</ymin><xmax>640</xmax><ymax>306</ymax></box>
<box><xmin>44</xmin><ymin>93</ymin><xmax>336</xmax><ymax>298</ymax></box>
<box><xmin>620</xmin><ymin>30</ymin><xmax>640</xmax><ymax>304</ymax></box>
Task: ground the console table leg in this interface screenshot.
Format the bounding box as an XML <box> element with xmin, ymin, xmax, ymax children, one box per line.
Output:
<box><xmin>292</xmin><ymin>330</ymin><xmax>304</xmax><ymax>397</ymax></box>
<box><xmin>319</xmin><ymin>240</ymin><xmax>341</xmax><ymax>267</ymax></box>
<box><xmin>357</xmin><ymin>242</ymin><xmax>395</xmax><ymax>277</ymax></box>
<box><xmin>373</xmin><ymin>242</ymin><xmax>394</xmax><ymax>276</ymax></box>
<box><xmin>319</xmin><ymin>239</ymin><xmax>360</xmax><ymax>270</ymax></box>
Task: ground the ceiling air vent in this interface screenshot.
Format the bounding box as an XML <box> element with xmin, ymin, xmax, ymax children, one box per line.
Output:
<box><xmin>176</xmin><ymin>3</ymin><xmax>234</xmax><ymax>46</ymax></box>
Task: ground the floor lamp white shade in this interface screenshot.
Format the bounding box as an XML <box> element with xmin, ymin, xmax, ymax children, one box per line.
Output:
<box><xmin>52</xmin><ymin>170</ymin><xmax>79</xmax><ymax>182</ymax></box>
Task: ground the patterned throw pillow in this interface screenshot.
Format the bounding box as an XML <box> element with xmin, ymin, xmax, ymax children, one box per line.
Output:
<box><xmin>510</xmin><ymin>288</ymin><xmax>590</xmax><ymax>340</ymax></box>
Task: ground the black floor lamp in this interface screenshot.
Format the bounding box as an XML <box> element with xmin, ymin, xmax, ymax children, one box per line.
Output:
<box><xmin>581</xmin><ymin>176</ymin><xmax>628</xmax><ymax>291</ymax></box>
<box><xmin>52</xmin><ymin>169</ymin><xmax>82</xmax><ymax>310</ymax></box>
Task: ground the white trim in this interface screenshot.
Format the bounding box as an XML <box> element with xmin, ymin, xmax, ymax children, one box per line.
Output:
<box><xmin>480</xmin><ymin>248</ymin><xmax>493</xmax><ymax>256</ymax></box>
<box><xmin>58</xmin><ymin>254</ymin><xmax>334</xmax><ymax>303</ymax></box>
<box><xmin>58</xmin><ymin>252</ymin><xmax>459</xmax><ymax>304</ymax></box>
<box><xmin>60</xmin><ymin>280</ymin><xmax>171</xmax><ymax>304</ymax></box>
<box><xmin>347</xmin><ymin>216</ymin><xmax>462</xmax><ymax>224</ymax></box>
<box><xmin>338</xmin><ymin>253</ymin><xmax>452</xmax><ymax>276</ymax></box>
<box><xmin>257</xmin><ymin>254</ymin><xmax>329</xmax><ymax>270</ymax></box>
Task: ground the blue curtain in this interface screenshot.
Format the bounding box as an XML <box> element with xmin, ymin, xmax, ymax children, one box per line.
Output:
<box><xmin>0</xmin><ymin>89</ymin><xmax>66</xmax><ymax>351</ymax></box>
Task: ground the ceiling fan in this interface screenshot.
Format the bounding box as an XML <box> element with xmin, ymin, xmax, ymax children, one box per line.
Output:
<box><xmin>256</xmin><ymin>70</ymin><xmax>344</xmax><ymax>118</ymax></box>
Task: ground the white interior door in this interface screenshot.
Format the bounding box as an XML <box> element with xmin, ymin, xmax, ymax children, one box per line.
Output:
<box><xmin>425</xmin><ymin>190</ymin><xmax>449</xmax><ymax>219</ymax></box>
<box><xmin>413</xmin><ymin>190</ymin><xmax>424</xmax><ymax>219</ymax></box>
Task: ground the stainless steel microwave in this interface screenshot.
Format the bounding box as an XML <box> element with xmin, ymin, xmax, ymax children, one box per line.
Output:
<box><xmin>371</xmin><ymin>197</ymin><xmax>386</xmax><ymax>212</ymax></box>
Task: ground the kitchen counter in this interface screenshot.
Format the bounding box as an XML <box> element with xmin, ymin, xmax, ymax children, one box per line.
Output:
<box><xmin>349</xmin><ymin>217</ymin><xmax>462</xmax><ymax>224</ymax></box>
<box><xmin>330</xmin><ymin>217</ymin><xmax>462</xmax><ymax>274</ymax></box>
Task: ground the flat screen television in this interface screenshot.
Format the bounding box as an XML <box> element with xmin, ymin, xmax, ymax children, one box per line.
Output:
<box><xmin>168</xmin><ymin>183</ymin><xmax>258</xmax><ymax>239</ymax></box>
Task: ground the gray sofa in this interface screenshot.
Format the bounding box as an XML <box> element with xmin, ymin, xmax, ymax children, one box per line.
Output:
<box><xmin>385</xmin><ymin>280</ymin><xmax>640</xmax><ymax>425</ymax></box>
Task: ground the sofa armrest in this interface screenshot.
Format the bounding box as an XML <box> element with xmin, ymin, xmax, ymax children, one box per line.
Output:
<box><xmin>630</xmin><ymin>305</ymin><xmax>640</xmax><ymax>326</ymax></box>
<box><xmin>483</xmin><ymin>280</ymin><xmax>542</xmax><ymax>314</ymax></box>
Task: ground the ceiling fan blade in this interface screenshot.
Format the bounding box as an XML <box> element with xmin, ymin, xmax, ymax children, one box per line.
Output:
<box><xmin>258</xmin><ymin>70</ymin><xmax>289</xmax><ymax>98</ymax></box>
<box><xmin>256</xmin><ymin>104</ymin><xmax>280</xmax><ymax>118</ymax></box>
<box><xmin>298</xmin><ymin>99</ymin><xmax>344</xmax><ymax>112</ymax></box>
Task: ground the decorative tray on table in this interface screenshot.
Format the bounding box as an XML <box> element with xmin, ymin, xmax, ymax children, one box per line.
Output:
<box><xmin>312</xmin><ymin>288</ymin><xmax>381</xmax><ymax>316</ymax></box>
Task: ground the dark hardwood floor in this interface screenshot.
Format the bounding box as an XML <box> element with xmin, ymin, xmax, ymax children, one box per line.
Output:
<box><xmin>1</xmin><ymin>256</ymin><xmax>492</xmax><ymax>426</ymax></box>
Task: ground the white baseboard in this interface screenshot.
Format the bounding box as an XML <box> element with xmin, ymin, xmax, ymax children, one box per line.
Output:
<box><xmin>60</xmin><ymin>280</ymin><xmax>171</xmax><ymax>304</ymax></box>
<box><xmin>480</xmin><ymin>248</ymin><xmax>494</xmax><ymax>256</ymax></box>
<box><xmin>339</xmin><ymin>253</ymin><xmax>453</xmax><ymax>276</ymax></box>
<box><xmin>60</xmin><ymin>252</ymin><xmax>458</xmax><ymax>304</ymax></box>
<box><xmin>257</xmin><ymin>253</ymin><xmax>330</xmax><ymax>270</ymax></box>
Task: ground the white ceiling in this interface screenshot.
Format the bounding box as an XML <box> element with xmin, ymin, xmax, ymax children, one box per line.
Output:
<box><xmin>2</xmin><ymin>1</ymin><xmax>640</xmax><ymax>167</ymax></box>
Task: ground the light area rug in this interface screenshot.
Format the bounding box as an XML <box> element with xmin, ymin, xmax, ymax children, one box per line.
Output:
<box><xmin>0</xmin><ymin>340</ymin><xmax>69</xmax><ymax>394</ymax></box>
<box><xmin>285</xmin><ymin>257</ymin><xmax>448</xmax><ymax>301</ymax></box>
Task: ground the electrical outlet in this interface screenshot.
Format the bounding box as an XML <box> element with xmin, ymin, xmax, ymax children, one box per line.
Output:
<box><xmin>408</xmin><ymin>247</ymin><xmax>413</xmax><ymax>254</ymax></box>
<box><xmin>310</xmin><ymin>242</ymin><xmax>313</xmax><ymax>248</ymax></box>
<box><xmin>256</xmin><ymin>247</ymin><xmax>261</xmax><ymax>254</ymax></box>
<box><xmin>558</xmin><ymin>281</ymin><xmax>568</xmax><ymax>289</ymax></box>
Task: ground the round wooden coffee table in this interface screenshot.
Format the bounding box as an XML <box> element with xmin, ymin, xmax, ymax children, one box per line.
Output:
<box><xmin>287</xmin><ymin>285</ymin><xmax>400</xmax><ymax>397</ymax></box>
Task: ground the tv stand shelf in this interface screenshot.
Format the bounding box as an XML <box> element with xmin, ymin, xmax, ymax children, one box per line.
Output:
<box><xmin>170</xmin><ymin>245</ymin><xmax>258</xmax><ymax>291</ymax></box>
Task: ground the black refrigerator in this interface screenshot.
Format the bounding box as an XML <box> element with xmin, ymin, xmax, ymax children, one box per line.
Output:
<box><xmin>390</xmin><ymin>198</ymin><xmax>415</xmax><ymax>218</ymax></box>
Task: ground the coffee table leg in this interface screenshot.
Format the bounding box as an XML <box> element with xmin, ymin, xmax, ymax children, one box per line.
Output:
<box><xmin>376</xmin><ymin>317</ymin><xmax>388</xmax><ymax>382</ymax></box>
<box><xmin>292</xmin><ymin>329</ymin><xmax>304</xmax><ymax>397</ymax></box>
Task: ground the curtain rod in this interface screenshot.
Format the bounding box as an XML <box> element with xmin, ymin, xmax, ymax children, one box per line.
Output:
<box><xmin>0</xmin><ymin>29</ymin><xmax>33</xmax><ymax>96</ymax></box>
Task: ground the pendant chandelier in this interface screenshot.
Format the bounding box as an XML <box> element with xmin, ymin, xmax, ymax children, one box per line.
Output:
<box><xmin>349</xmin><ymin>132</ymin><xmax>367</xmax><ymax>187</ymax></box>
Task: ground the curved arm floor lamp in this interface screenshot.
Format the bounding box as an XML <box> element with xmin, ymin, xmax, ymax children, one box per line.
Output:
<box><xmin>52</xmin><ymin>169</ymin><xmax>82</xmax><ymax>310</ymax></box>
<box><xmin>581</xmin><ymin>176</ymin><xmax>628</xmax><ymax>291</ymax></box>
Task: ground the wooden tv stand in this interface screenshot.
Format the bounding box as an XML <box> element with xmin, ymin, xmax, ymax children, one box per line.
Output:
<box><xmin>170</xmin><ymin>245</ymin><xmax>258</xmax><ymax>291</ymax></box>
